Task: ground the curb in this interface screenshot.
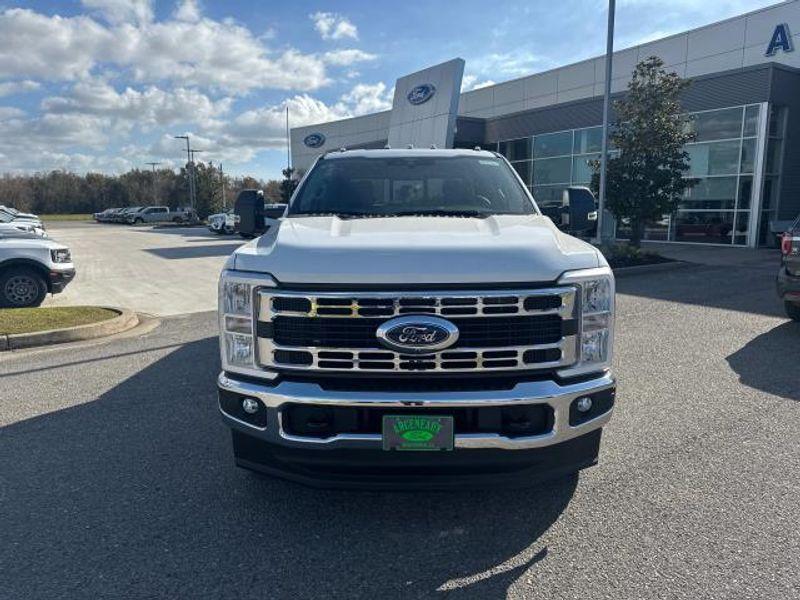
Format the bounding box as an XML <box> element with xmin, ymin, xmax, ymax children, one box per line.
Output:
<box><xmin>612</xmin><ymin>260</ymin><xmax>696</xmax><ymax>278</ymax></box>
<box><xmin>2</xmin><ymin>307</ymin><xmax>139</xmax><ymax>351</ymax></box>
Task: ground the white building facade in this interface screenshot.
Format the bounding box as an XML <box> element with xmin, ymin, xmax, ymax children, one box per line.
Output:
<box><xmin>291</xmin><ymin>1</ymin><xmax>800</xmax><ymax>247</ymax></box>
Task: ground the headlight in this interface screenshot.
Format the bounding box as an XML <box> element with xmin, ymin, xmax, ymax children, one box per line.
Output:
<box><xmin>51</xmin><ymin>248</ymin><xmax>72</xmax><ymax>263</ymax></box>
<box><xmin>557</xmin><ymin>266</ymin><xmax>614</xmax><ymax>377</ymax></box>
<box><xmin>218</xmin><ymin>270</ymin><xmax>277</xmax><ymax>377</ymax></box>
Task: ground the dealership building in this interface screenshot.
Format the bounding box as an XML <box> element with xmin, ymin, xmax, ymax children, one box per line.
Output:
<box><xmin>291</xmin><ymin>1</ymin><xmax>800</xmax><ymax>247</ymax></box>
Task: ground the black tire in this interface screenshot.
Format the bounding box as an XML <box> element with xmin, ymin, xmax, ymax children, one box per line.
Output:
<box><xmin>224</xmin><ymin>225</ymin><xmax>235</xmax><ymax>235</ymax></box>
<box><xmin>172</xmin><ymin>216</ymin><xmax>183</xmax><ymax>223</ymax></box>
<box><xmin>786</xmin><ymin>301</ymin><xmax>800</xmax><ymax>321</ymax></box>
<box><xmin>0</xmin><ymin>267</ymin><xmax>48</xmax><ymax>308</ymax></box>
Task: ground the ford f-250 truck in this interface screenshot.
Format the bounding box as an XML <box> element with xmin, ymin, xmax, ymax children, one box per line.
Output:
<box><xmin>217</xmin><ymin>148</ymin><xmax>615</xmax><ymax>488</ymax></box>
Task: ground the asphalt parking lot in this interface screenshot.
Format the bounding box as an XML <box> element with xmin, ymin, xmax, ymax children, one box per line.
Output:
<box><xmin>42</xmin><ymin>221</ymin><xmax>244</xmax><ymax>316</ymax></box>
<box><xmin>2</xmin><ymin>236</ymin><xmax>799</xmax><ymax>599</ymax></box>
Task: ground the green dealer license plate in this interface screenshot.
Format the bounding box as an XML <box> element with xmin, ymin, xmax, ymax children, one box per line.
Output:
<box><xmin>382</xmin><ymin>415</ymin><xmax>454</xmax><ymax>451</ymax></box>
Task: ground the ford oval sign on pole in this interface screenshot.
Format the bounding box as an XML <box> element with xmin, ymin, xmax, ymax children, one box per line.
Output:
<box><xmin>303</xmin><ymin>133</ymin><xmax>325</xmax><ymax>148</ymax></box>
<box><xmin>407</xmin><ymin>83</ymin><xmax>437</xmax><ymax>105</ymax></box>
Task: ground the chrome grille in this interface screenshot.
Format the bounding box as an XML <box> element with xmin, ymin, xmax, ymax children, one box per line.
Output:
<box><xmin>256</xmin><ymin>288</ymin><xmax>578</xmax><ymax>373</ymax></box>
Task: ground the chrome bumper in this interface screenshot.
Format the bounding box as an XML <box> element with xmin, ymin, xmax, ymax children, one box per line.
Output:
<box><xmin>218</xmin><ymin>371</ymin><xmax>615</xmax><ymax>451</ymax></box>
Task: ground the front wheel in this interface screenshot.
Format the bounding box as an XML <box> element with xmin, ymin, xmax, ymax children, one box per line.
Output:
<box><xmin>0</xmin><ymin>267</ymin><xmax>48</xmax><ymax>308</ymax></box>
<box><xmin>786</xmin><ymin>301</ymin><xmax>800</xmax><ymax>321</ymax></box>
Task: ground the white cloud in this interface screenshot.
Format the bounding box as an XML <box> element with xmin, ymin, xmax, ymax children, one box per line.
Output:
<box><xmin>173</xmin><ymin>0</ymin><xmax>201</xmax><ymax>23</ymax></box>
<box><xmin>0</xmin><ymin>80</ymin><xmax>41</xmax><ymax>97</ymax></box>
<box><xmin>338</xmin><ymin>82</ymin><xmax>392</xmax><ymax>116</ymax></box>
<box><xmin>0</xmin><ymin>106</ymin><xmax>25</xmax><ymax>119</ymax></box>
<box><xmin>461</xmin><ymin>75</ymin><xmax>495</xmax><ymax>92</ymax></box>
<box><xmin>81</xmin><ymin>0</ymin><xmax>153</xmax><ymax>25</ymax></box>
<box><xmin>469</xmin><ymin>50</ymin><xmax>553</xmax><ymax>78</ymax></box>
<box><xmin>322</xmin><ymin>49</ymin><xmax>377</xmax><ymax>67</ymax></box>
<box><xmin>41</xmin><ymin>80</ymin><xmax>232</xmax><ymax>128</ymax></box>
<box><xmin>0</xmin><ymin>7</ymin><xmax>329</xmax><ymax>93</ymax></box>
<box><xmin>310</xmin><ymin>12</ymin><xmax>358</xmax><ymax>40</ymax></box>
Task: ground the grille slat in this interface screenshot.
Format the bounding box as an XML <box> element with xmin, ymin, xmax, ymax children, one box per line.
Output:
<box><xmin>259</xmin><ymin>288</ymin><xmax>577</xmax><ymax>373</ymax></box>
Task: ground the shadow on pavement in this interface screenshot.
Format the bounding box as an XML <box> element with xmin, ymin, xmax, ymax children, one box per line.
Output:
<box><xmin>726</xmin><ymin>321</ymin><xmax>800</xmax><ymax>401</ymax></box>
<box><xmin>616</xmin><ymin>262</ymin><xmax>785</xmax><ymax>318</ymax></box>
<box><xmin>2</xmin><ymin>336</ymin><xmax>577</xmax><ymax>599</ymax></box>
<box><xmin>145</xmin><ymin>243</ymin><xmax>243</xmax><ymax>259</ymax></box>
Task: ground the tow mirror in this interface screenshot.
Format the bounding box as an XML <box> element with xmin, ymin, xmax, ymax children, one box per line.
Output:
<box><xmin>235</xmin><ymin>189</ymin><xmax>265</xmax><ymax>237</ymax></box>
<box><xmin>561</xmin><ymin>186</ymin><xmax>598</xmax><ymax>235</ymax></box>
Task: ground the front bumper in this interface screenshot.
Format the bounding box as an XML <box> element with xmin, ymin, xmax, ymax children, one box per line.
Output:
<box><xmin>777</xmin><ymin>264</ymin><xmax>800</xmax><ymax>302</ymax></box>
<box><xmin>218</xmin><ymin>371</ymin><xmax>615</xmax><ymax>488</ymax></box>
<box><xmin>49</xmin><ymin>268</ymin><xmax>75</xmax><ymax>293</ymax></box>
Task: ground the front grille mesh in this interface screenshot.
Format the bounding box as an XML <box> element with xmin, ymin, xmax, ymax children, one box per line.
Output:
<box><xmin>256</xmin><ymin>288</ymin><xmax>578</xmax><ymax>373</ymax></box>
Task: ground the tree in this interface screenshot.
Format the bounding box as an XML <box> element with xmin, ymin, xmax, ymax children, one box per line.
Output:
<box><xmin>280</xmin><ymin>167</ymin><xmax>298</xmax><ymax>203</ymax></box>
<box><xmin>594</xmin><ymin>56</ymin><xmax>696</xmax><ymax>247</ymax></box>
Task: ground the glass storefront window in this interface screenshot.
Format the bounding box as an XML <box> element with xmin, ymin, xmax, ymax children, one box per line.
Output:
<box><xmin>494</xmin><ymin>103</ymin><xmax>767</xmax><ymax>247</ymax></box>
<box><xmin>737</xmin><ymin>176</ymin><xmax>752</xmax><ymax>210</ymax></box>
<box><xmin>740</xmin><ymin>138</ymin><xmax>756</xmax><ymax>174</ymax></box>
<box><xmin>673</xmin><ymin>211</ymin><xmax>735</xmax><ymax>244</ymax></box>
<box><xmin>680</xmin><ymin>176</ymin><xmax>737</xmax><ymax>210</ymax></box>
<box><xmin>571</xmin><ymin>153</ymin><xmax>599</xmax><ymax>184</ymax></box>
<box><xmin>498</xmin><ymin>138</ymin><xmax>531</xmax><ymax>161</ymax></box>
<box><xmin>534</xmin><ymin>131</ymin><xmax>572</xmax><ymax>158</ymax></box>
<box><xmin>533</xmin><ymin>157</ymin><xmax>571</xmax><ymax>185</ymax></box>
<box><xmin>744</xmin><ymin>105</ymin><xmax>759</xmax><ymax>137</ymax></box>
<box><xmin>686</xmin><ymin>140</ymin><xmax>742</xmax><ymax>176</ymax></box>
<box><xmin>511</xmin><ymin>161</ymin><xmax>532</xmax><ymax>185</ymax></box>
<box><xmin>686</xmin><ymin>107</ymin><xmax>743</xmax><ymax>142</ymax></box>
<box><xmin>573</xmin><ymin>127</ymin><xmax>603</xmax><ymax>154</ymax></box>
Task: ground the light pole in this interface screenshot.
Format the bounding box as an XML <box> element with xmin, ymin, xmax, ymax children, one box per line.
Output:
<box><xmin>596</xmin><ymin>0</ymin><xmax>616</xmax><ymax>245</ymax></box>
<box><xmin>219</xmin><ymin>162</ymin><xmax>226</xmax><ymax>209</ymax></box>
<box><xmin>145</xmin><ymin>161</ymin><xmax>161</xmax><ymax>206</ymax></box>
<box><xmin>174</xmin><ymin>135</ymin><xmax>194</xmax><ymax>209</ymax></box>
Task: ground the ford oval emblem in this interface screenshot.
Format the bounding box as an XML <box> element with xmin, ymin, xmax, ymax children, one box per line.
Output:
<box><xmin>303</xmin><ymin>132</ymin><xmax>325</xmax><ymax>148</ymax></box>
<box><xmin>407</xmin><ymin>83</ymin><xmax>436</xmax><ymax>105</ymax></box>
<box><xmin>376</xmin><ymin>315</ymin><xmax>458</xmax><ymax>354</ymax></box>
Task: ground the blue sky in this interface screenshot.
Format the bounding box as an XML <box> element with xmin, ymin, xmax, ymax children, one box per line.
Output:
<box><xmin>0</xmin><ymin>0</ymin><xmax>779</xmax><ymax>180</ymax></box>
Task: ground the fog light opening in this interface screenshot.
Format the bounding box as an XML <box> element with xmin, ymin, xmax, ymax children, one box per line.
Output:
<box><xmin>576</xmin><ymin>396</ymin><xmax>593</xmax><ymax>413</ymax></box>
<box><xmin>241</xmin><ymin>397</ymin><xmax>260</xmax><ymax>414</ymax></box>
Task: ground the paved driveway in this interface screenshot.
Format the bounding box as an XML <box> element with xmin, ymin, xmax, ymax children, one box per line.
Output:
<box><xmin>42</xmin><ymin>222</ymin><xmax>243</xmax><ymax>316</ymax></box>
<box><xmin>2</xmin><ymin>249</ymin><xmax>798</xmax><ymax>599</ymax></box>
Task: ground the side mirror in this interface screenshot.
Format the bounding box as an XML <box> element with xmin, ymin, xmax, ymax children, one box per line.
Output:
<box><xmin>235</xmin><ymin>189</ymin><xmax>265</xmax><ymax>237</ymax></box>
<box><xmin>561</xmin><ymin>186</ymin><xmax>598</xmax><ymax>235</ymax></box>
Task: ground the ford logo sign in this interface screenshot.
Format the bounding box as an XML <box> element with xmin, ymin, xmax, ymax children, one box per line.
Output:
<box><xmin>303</xmin><ymin>133</ymin><xmax>325</xmax><ymax>148</ymax></box>
<box><xmin>407</xmin><ymin>83</ymin><xmax>436</xmax><ymax>105</ymax></box>
<box><xmin>376</xmin><ymin>315</ymin><xmax>458</xmax><ymax>354</ymax></box>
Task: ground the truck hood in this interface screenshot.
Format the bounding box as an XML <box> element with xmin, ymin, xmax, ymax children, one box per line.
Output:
<box><xmin>232</xmin><ymin>215</ymin><xmax>603</xmax><ymax>285</ymax></box>
<box><xmin>0</xmin><ymin>236</ymin><xmax>64</xmax><ymax>250</ymax></box>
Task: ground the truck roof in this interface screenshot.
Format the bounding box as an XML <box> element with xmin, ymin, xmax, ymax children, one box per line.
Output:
<box><xmin>321</xmin><ymin>148</ymin><xmax>497</xmax><ymax>160</ymax></box>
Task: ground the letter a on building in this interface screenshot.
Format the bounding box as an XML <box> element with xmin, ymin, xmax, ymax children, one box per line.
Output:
<box><xmin>766</xmin><ymin>23</ymin><xmax>794</xmax><ymax>56</ymax></box>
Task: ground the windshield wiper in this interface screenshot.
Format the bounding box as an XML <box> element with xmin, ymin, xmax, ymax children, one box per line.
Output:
<box><xmin>289</xmin><ymin>212</ymin><xmax>369</xmax><ymax>219</ymax></box>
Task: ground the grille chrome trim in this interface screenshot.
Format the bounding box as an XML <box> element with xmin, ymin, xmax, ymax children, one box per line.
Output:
<box><xmin>256</xmin><ymin>288</ymin><xmax>578</xmax><ymax>374</ymax></box>
<box><xmin>259</xmin><ymin>287</ymin><xmax>574</xmax><ymax>319</ymax></box>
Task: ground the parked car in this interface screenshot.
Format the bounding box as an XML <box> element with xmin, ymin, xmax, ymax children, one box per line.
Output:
<box><xmin>0</xmin><ymin>205</ymin><xmax>39</xmax><ymax>221</ymax></box>
<box><xmin>0</xmin><ymin>230</ymin><xmax>74</xmax><ymax>307</ymax></box>
<box><xmin>207</xmin><ymin>209</ymin><xmax>237</xmax><ymax>234</ymax></box>
<box><xmin>94</xmin><ymin>208</ymin><xmax>119</xmax><ymax>222</ymax></box>
<box><xmin>125</xmin><ymin>206</ymin><xmax>198</xmax><ymax>225</ymax></box>
<box><xmin>778</xmin><ymin>215</ymin><xmax>800</xmax><ymax>321</ymax></box>
<box><xmin>218</xmin><ymin>148</ymin><xmax>614</xmax><ymax>488</ymax></box>
<box><xmin>0</xmin><ymin>209</ymin><xmax>44</xmax><ymax>230</ymax></box>
<box><xmin>112</xmin><ymin>207</ymin><xmax>142</xmax><ymax>223</ymax></box>
<box><xmin>0</xmin><ymin>221</ymin><xmax>47</xmax><ymax>238</ymax></box>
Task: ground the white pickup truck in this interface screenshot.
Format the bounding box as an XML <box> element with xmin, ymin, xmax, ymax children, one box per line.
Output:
<box><xmin>217</xmin><ymin>148</ymin><xmax>614</xmax><ymax>488</ymax></box>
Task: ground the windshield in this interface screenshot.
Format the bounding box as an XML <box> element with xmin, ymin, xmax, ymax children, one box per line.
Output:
<box><xmin>0</xmin><ymin>212</ymin><xmax>12</xmax><ymax>223</ymax></box>
<box><xmin>289</xmin><ymin>155</ymin><xmax>537</xmax><ymax>217</ymax></box>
